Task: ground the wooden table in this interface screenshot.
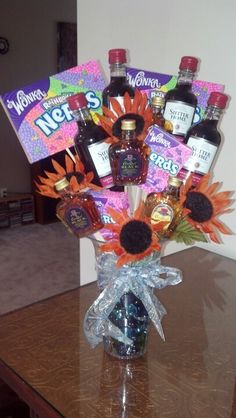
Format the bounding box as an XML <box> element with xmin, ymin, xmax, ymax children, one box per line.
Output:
<box><xmin>1</xmin><ymin>247</ymin><xmax>236</xmax><ymax>417</ymax></box>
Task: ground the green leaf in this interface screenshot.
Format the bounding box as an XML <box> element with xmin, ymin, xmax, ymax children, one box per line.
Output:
<box><xmin>170</xmin><ymin>218</ymin><xmax>208</xmax><ymax>245</ymax></box>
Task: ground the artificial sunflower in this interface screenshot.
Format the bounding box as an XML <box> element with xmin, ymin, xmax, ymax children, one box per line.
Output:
<box><xmin>180</xmin><ymin>173</ymin><xmax>234</xmax><ymax>244</ymax></box>
<box><xmin>97</xmin><ymin>89</ymin><xmax>153</xmax><ymax>144</ymax></box>
<box><xmin>35</xmin><ymin>153</ymin><xmax>101</xmax><ymax>199</ymax></box>
<box><xmin>101</xmin><ymin>202</ymin><xmax>166</xmax><ymax>267</ymax></box>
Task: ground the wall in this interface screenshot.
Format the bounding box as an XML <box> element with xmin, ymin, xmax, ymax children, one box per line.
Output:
<box><xmin>77</xmin><ymin>0</ymin><xmax>236</xmax><ymax>283</ymax></box>
<box><xmin>0</xmin><ymin>0</ymin><xmax>76</xmax><ymax>193</ymax></box>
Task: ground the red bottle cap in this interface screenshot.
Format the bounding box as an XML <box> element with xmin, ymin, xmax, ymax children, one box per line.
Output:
<box><xmin>67</xmin><ymin>93</ymin><xmax>88</xmax><ymax>110</ymax></box>
<box><xmin>207</xmin><ymin>92</ymin><xmax>228</xmax><ymax>109</ymax></box>
<box><xmin>179</xmin><ymin>56</ymin><xmax>198</xmax><ymax>72</ymax></box>
<box><xmin>108</xmin><ymin>48</ymin><xmax>127</xmax><ymax>64</ymax></box>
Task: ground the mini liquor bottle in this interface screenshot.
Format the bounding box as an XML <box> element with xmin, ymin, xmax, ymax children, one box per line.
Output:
<box><xmin>102</xmin><ymin>48</ymin><xmax>135</xmax><ymax>109</ymax></box>
<box><xmin>109</xmin><ymin>119</ymin><xmax>150</xmax><ymax>186</ymax></box>
<box><xmin>55</xmin><ymin>177</ymin><xmax>103</xmax><ymax>238</ymax></box>
<box><xmin>145</xmin><ymin>176</ymin><xmax>182</xmax><ymax>238</ymax></box>
<box><xmin>178</xmin><ymin>92</ymin><xmax>229</xmax><ymax>185</ymax></box>
<box><xmin>67</xmin><ymin>93</ymin><xmax>113</xmax><ymax>189</ymax></box>
<box><xmin>151</xmin><ymin>95</ymin><xmax>166</xmax><ymax>128</ymax></box>
<box><xmin>163</xmin><ymin>56</ymin><xmax>198</xmax><ymax>141</ymax></box>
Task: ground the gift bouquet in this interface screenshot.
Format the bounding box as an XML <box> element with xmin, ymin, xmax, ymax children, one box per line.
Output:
<box><xmin>4</xmin><ymin>50</ymin><xmax>234</xmax><ymax>359</ymax></box>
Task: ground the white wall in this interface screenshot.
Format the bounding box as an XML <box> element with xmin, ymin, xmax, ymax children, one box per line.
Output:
<box><xmin>77</xmin><ymin>0</ymin><xmax>236</xmax><ymax>283</ymax></box>
<box><xmin>0</xmin><ymin>0</ymin><xmax>76</xmax><ymax>193</ymax></box>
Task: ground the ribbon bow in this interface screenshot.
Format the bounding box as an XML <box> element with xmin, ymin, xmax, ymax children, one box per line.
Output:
<box><xmin>84</xmin><ymin>252</ymin><xmax>182</xmax><ymax>348</ymax></box>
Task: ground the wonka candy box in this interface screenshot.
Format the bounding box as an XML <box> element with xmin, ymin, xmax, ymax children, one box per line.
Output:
<box><xmin>90</xmin><ymin>190</ymin><xmax>129</xmax><ymax>240</ymax></box>
<box><xmin>142</xmin><ymin>125</ymin><xmax>192</xmax><ymax>193</ymax></box>
<box><xmin>127</xmin><ymin>66</ymin><xmax>224</xmax><ymax>124</ymax></box>
<box><xmin>0</xmin><ymin>61</ymin><xmax>106</xmax><ymax>163</ymax></box>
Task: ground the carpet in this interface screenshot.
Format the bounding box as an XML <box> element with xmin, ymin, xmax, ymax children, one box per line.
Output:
<box><xmin>0</xmin><ymin>222</ymin><xmax>80</xmax><ymax>315</ymax></box>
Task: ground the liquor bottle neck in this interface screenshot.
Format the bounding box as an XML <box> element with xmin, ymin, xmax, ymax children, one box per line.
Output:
<box><xmin>177</xmin><ymin>69</ymin><xmax>195</xmax><ymax>87</ymax></box>
<box><xmin>204</xmin><ymin>105</ymin><xmax>222</xmax><ymax>122</ymax></box>
<box><xmin>110</xmin><ymin>63</ymin><xmax>127</xmax><ymax>78</ymax></box>
<box><xmin>72</xmin><ymin>107</ymin><xmax>94</xmax><ymax>128</ymax></box>
<box><xmin>58</xmin><ymin>186</ymin><xmax>73</xmax><ymax>200</ymax></box>
<box><xmin>121</xmin><ymin>129</ymin><xmax>136</xmax><ymax>141</ymax></box>
<box><xmin>164</xmin><ymin>185</ymin><xmax>180</xmax><ymax>199</ymax></box>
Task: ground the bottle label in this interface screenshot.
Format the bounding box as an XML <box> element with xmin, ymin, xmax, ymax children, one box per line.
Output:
<box><xmin>183</xmin><ymin>136</ymin><xmax>218</xmax><ymax>175</ymax></box>
<box><xmin>87</xmin><ymin>140</ymin><xmax>113</xmax><ymax>187</ymax></box>
<box><xmin>65</xmin><ymin>206</ymin><xmax>92</xmax><ymax>233</ymax></box>
<box><xmin>119</xmin><ymin>150</ymin><xmax>142</xmax><ymax>179</ymax></box>
<box><xmin>151</xmin><ymin>203</ymin><xmax>174</xmax><ymax>227</ymax></box>
<box><xmin>163</xmin><ymin>100</ymin><xmax>195</xmax><ymax>136</ymax></box>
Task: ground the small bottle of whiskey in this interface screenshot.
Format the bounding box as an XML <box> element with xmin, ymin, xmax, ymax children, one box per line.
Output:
<box><xmin>109</xmin><ymin>119</ymin><xmax>150</xmax><ymax>186</ymax></box>
<box><xmin>163</xmin><ymin>56</ymin><xmax>198</xmax><ymax>141</ymax></box>
<box><xmin>55</xmin><ymin>177</ymin><xmax>103</xmax><ymax>238</ymax></box>
<box><xmin>102</xmin><ymin>48</ymin><xmax>135</xmax><ymax>109</ymax></box>
<box><xmin>145</xmin><ymin>176</ymin><xmax>182</xmax><ymax>238</ymax></box>
<box><xmin>151</xmin><ymin>95</ymin><xmax>166</xmax><ymax>128</ymax></box>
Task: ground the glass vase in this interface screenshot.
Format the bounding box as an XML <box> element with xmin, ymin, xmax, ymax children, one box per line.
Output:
<box><xmin>87</xmin><ymin>238</ymin><xmax>182</xmax><ymax>360</ymax></box>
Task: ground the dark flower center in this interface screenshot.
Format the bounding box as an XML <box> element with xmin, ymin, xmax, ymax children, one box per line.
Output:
<box><xmin>66</xmin><ymin>172</ymin><xmax>85</xmax><ymax>184</ymax></box>
<box><xmin>112</xmin><ymin>113</ymin><xmax>145</xmax><ymax>139</ymax></box>
<box><xmin>120</xmin><ymin>220</ymin><xmax>152</xmax><ymax>254</ymax></box>
<box><xmin>184</xmin><ymin>191</ymin><xmax>213</xmax><ymax>222</ymax></box>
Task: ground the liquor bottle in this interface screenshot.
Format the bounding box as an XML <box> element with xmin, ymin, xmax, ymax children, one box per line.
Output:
<box><xmin>150</xmin><ymin>95</ymin><xmax>165</xmax><ymax>128</ymax></box>
<box><xmin>55</xmin><ymin>177</ymin><xmax>103</xmax><ymax>238</ymax></box>
<box><xmin>67</xmin><ymin>93</ymin><xmax>113</xmax><ymax>189</ymax></box>
<box><xmin>178</xmin><ymin>92</ymin><xmax>228</xmax><ymax>185</ymax></box>
<box><xmin>145</xmin><ymin>176</ymin><xmax>182</xmax><ymax>238</ymax></box>
<box><xmin>102</xmin><ymin>48</ymin><xmax>135</xmax><ymax>109</ymax></box>
<box><xmin>109</xmin><ymin>119</ymin><xmax>149</xmax><ymax>186</ymax></box>
<box><xmin>163</xmin><ymin>56</ymin><xmax>199</xmax><ymax>141</ymax></box>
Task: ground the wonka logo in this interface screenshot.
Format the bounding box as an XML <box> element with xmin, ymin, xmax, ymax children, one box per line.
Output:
<box><xmin>147</xmin><ymin>130</ymin><xmax>171</xmax><ymax>148</ymax></box>
<box><xmin>127</xmin><ymin>71</ymin><xmax>161</xmax><ymax>89</ymax></box>
<box><xmin>7</xmin><ymin>89</ymin><xmax>46</xmax><ymax>116</ymax></box>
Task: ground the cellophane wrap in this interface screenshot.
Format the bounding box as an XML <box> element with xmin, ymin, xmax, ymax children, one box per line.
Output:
<box><xmin>84</xmin><ymin>251</ymin><xmax>182</xmax><ymax>348</ymax></box>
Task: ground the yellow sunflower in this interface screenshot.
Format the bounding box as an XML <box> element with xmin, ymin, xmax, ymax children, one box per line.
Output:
<box><xmin>97</xmin><ymin>89</ymin><xmax>153</xmax><ymax>144</ymax></box>
<box><xmin>101</xmin><ymin>202</ymin><xmax>166</xmax><ymax>267</ymax></box>
<box><xmin>180</xmin><ymin>173</ymin><xmax>234</xmax><ymax>243</ymax></box>
<box><xmin>35</xmin><ymin>153</ymin><xmax>101</xmax><ymax>199</ymax></box>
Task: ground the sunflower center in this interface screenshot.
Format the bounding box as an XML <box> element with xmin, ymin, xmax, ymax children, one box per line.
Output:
<box><xmin>185</xmin><ymin>191</ymin><xmax>213</xmax><ymax>222</ymax></box>
<box><xmin>120</xmin><ymin>220</ymin><xmax>152</xmax><ymax>254</ymax></box>
<box><xmin>66</xmin><ymin>172</ymin><xmax>85</xmax><ymax>183</ymax></box>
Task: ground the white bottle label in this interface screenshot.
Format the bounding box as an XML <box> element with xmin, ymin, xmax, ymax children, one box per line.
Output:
<box><xmin>88</xmin><ymin>140</ymin><xmax>112</xmax><ymax>177</ymax></box>
<box><xmin>183</xmin><ymin>136</ymin><xmax>218</xmax><ymax>175</ymax></box>
<box><xmin>164</xmin><ymin>100</ymin><xmax>195</xmax><ymax>135</ymax></box>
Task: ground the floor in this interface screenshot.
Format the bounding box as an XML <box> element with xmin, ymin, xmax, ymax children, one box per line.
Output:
<box><xmin>0</xmin><ymin>221</ymin><xmax>80</xmax><ymax>315</ymax></box>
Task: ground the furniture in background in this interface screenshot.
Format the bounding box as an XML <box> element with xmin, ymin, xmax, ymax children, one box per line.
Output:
<box><xmin>0</xmin><ymin>248</ymin><xmax>236</xmax><ymax>417</ymax></box>
<box><xmin>0</xmin><ymin>193</ymin><xmax>34</xmax><ymax>229</ymax></box>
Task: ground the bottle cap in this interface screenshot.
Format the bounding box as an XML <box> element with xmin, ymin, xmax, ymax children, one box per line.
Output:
<box><xmin>109</xmin><ymin>48</ymin><xmax>127</xmax><ymax>64</ymax></box>
<box><xmin>207</xmin><ymin>92</ymin><xmax>228</xmax><ymax>109</ymax></box>
<box><xmin>54</xmin><ymin>177</ymin><xmax>70</xmax><ymax>191</ymax></box>
<box><xmin>179</xmin><ymin>56</ymin><xmax>198</xmax><ymax>72</ymax></box>
<box><xmin>121</xmin><ymin>119</ymin><xmax>136</xmax><ymax>130</ymax></box>
<box><xmin>168</xmin><ymin>176</ymin><xmax>182</xmax><ymax>187</ymax></box>
<box><xmin>67</xmin><ymin>93</ymin><xmax>88</xmax><ymax>110</ymax></box>
<box><xmin>152</xmin><ymin>96</ymin><xmax>165</xmax><ymax>107</ymax></box>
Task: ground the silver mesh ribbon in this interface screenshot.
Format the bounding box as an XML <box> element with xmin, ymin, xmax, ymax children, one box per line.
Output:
<box><xmin>84</xmin><ymin>252</ymin><xmax>182</xmax><ymax>348</ymax></box>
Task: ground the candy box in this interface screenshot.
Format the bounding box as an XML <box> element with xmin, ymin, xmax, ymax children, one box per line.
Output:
<box><xmin>0</xmin><ymin>60</ymin><xmax>106</xmax><ymax>163</ymax></box>
<box><xmin>141</xmin><ymin>125</ymin><xmax>192</xmax><ymax>193</ymax></box>
<box><xmin>90</xmin><ymin>190</ymin><xmax>129</xmax><ymax>240</ymax></box>
<box><xmin>126</xmin><ymin>66</ymin><xmax>224</xmax><ymax>123</ymax></box>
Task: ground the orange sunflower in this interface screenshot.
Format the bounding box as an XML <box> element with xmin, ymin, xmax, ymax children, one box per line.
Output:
<box><xmin>180</xmin><ymin>174</ymin><xmax>234</xmax><ymax>243</ymax></box>
<box><xmin>35</xmin><ymin>153</ymin><xmax>101</xmax><ymax>199</ymax></box>
<box><xmin>97</xmin><ymin>89</ymin><xmax>153</xmax><ymax>144</ymax></box>
<box><xmin>101</xmin><ymin>202</ymin><xmax>166</xmax><ymax>267</ymax></box>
